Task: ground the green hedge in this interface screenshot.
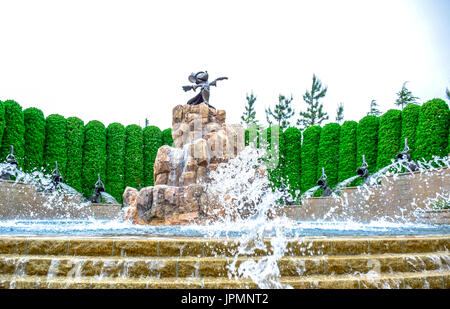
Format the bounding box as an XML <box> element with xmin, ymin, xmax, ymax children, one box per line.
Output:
<box><xmin>65</xmin><ymin>117</ymin><xmax>84</xmax><ymax>193</ymax></box>
<box><xmin>261</xmin><ymin>126</ymin><xmax>284</xmax><ymax>189</ymax></box>
<box><xmin>338</xmin><ymin>121</ymin><xmax>358</xmax><ymax>183</ymax></box>
<box><xmin>415</xmin><ymin>99</ymin><xmax>450</xmax><ymax>161</ymax></box>
<box><xmin>0</xmin><ymin>100</ymin><xmax>25</xmax><ymax>167</ymax></box>
<box><xmin>357</xmin><ymin>115</ymin><xmax>379</xmax><ymax>174</ymax></box>
<box><xmin>283</xmin><ymin>126</ymin><xmax>301</xmax><ymax>199</ymax></box>
<box><xmin>301</xmin><ymin>125</ymin><xmax>321</xmax><ymax>193</ymax></box>
<box><xmin>0</xmin><ymin>101</ymin><xmax>5</xmax><ymax>150</ymax></box>
<box><xmin>82</xmin><ymin>120</ymin><xmax>106</xmax><ymax>197</ymax></box>
<box><xmin>44</xmin><ymin>114</ymin><xmax>67</xmax><ymax>175</ymax></box>
<box><xmin>124</xmin><ymin>124</ymin><xmax>143</xmax><ymax>189</ymax></box>
<box><xmin>106</xmin><ymin>123</ymin><xmax>126</xmax><ymax>202</ymax></box>
<box><xmin>143</xmin><ymin>126</ymin><xmax>163</xmax><ymax>187</ymax></box>
<box><xmin>317</xmin><ymin>123</ymin><xmax>340</xmax><ymax>194</ymax></box>
<box><xmin>401</xmin><ymin>104</ymin><xmax>421</xmax><ymax>160</ymax></box>
<box><xmin>377</xmin><ymin>109</ymin><xmax>402</xmax><ymax>169</ymax></box>
<box><xmin>23</xmin><ymin>107</ymin><xmax>45</xmax><ymax>173</ymax></box>
<box><xmin>162</xmin><ymin>128</ymin><xmax>173</xmax><ymax>146</ymax></box>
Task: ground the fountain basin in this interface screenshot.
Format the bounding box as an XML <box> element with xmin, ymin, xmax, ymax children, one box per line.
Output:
<box><xmin>0</xmin><ymin>234</ymin><xmax>448</xmax><ymax>289</ymax></box>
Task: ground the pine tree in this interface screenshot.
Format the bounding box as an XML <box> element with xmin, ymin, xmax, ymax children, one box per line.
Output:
<box><xmin>144</xmin><ymin>118</ymin><xmax>149</xmax><ymax>128</ymax></box>
<box><xmin>368</xmin><ymin>99</ymin><xmax>382</xmax><ymax>116</ymax></box>
<box><xmin>446</xmin><ymin>87</ymin><xmax>450</xmax><ymax>101</ymax></box>
<box><xmin>265</xmin><ymin>94</ymin><xmax>295</xmax><ymax>130</ymax></box>
<box><xmin>395</xmin><ymin>81</ymin><xmax>419</xmax><ymax>109</ymax></box>
<box><xmin>241</xmin><ymin>92</ymin><xmax>259</xmax><ymax>127</ymax></box>
<box><xmin>336</xmin><ymin>103</ymin><xmax>344</xmax><ymax>124</ymax></box>
<box><xmin>296</xmin><ymin>74</ymin><xmax>329</xmax><ymax>129</ymax></box>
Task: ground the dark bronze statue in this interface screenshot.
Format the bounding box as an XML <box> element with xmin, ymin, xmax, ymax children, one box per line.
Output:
<box><xmin>396</xmin><ymin>139</ymin><xmax>418</xmax><ymax>172</ymax></box>
<box><xmin>89</xmin><ymin>174</ymin><xmax>105</xmax><ymax>203</ymax></box>
<box><xmin>317</xmin><ymin>168</ymin><xmax>333</xmax><ymax>197</ymax></box>
<box><xmin>50</xmin><ymin>161</ymin><xmax>64</xmax><ymax>190</ymax></box>
<box><xmin>182</xmin><ymin>71</ymin><xmax>228</xmax><ymax>108</ymax></box>
<box><xmin>0</xmin><ymin>146</ymin><xmax>18</xmax><ymax>181</ymax></box>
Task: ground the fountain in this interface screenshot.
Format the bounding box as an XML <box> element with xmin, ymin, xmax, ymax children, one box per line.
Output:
<box><xmin>123</xmin><ymin>99</ymin><xmax>245</xmax><ymax>225</ymax></box>
<box><xmin>0</xmin><ymin>73</ymin><xmax>449</xmax><ymax>290</ymax></box>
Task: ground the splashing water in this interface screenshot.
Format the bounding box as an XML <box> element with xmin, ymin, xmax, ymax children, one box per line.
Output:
<box><xmin>201</xmin><ymin>146</ymin><xmax>294</xmax><ymax>288</ymax></box>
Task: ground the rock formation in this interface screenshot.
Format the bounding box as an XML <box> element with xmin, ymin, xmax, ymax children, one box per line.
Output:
<box><xmin>123</xmin><ymin>103</ymin><xmax>245</xmax><ymax>225</ymax></box>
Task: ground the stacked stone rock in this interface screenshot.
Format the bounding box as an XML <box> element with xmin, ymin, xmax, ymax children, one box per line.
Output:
<box><xmin>123</xmin><ymin>103</ymin><xmax>244</xmax><ymax>225</ymax></box>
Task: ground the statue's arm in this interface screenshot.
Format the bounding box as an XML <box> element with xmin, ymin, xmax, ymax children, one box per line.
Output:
<box><xmin>210</xmin><ymin>77</ymin><xmax>228</xmax><ymax>87</ymax></box>
<box><xmin>182</xmin><ymin>85</ymin><xmax>198</xmax><ymax>92</ymax></box>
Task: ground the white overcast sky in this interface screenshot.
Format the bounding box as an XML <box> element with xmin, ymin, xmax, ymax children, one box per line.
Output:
<box><xmin>0</xmin><ymin>0</ymin><xmax>449</xmax><ymax>129</ymax></box>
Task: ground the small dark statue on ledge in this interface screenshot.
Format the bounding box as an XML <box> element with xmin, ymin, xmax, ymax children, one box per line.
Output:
<box><xmin>89</xmin><ymin>174</ymin><xmax>105</xmax><ymax>203</ymax></box>
<box><xmin>0</xmin><ymin>146</ymin><xmax>18</xmax><ymax>181</ymax></box>
<box><xmin>50</xmin><ymin>161</ymin><xmax>64</xmax><ymax>190</ymax></box>
<box><xmin>182</xmin><ymin>71</ymin><xmax>228</xmax><ymax>108</ymax></box>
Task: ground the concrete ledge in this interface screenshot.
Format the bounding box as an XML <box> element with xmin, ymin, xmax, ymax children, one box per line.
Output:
<box><xmin>0</xmin><ymin>180</ymin><xmax>122</xmax><ymax>220</ymax></box>
<box><xmin>281</xmin><ymin>168</ymin><xmax>450</xmax><ymax>223</ymax></box>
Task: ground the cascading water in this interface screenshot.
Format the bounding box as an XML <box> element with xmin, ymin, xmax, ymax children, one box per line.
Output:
<box><xmin>200</xmin><ymin>146</ymin><xmax>295</xmax><ymax>288</ymax></box>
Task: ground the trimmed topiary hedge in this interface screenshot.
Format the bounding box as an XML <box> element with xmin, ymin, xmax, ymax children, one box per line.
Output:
<box><xmin>162</xmin><ymin>128</ymin><xmax>173</xmax><ymax>147</ymax></box>
<box><xmin>143</xmin><ymin>125</ymin><xmax>163</xmax><ymax>187</ymax></box>
<box><xmin>401</xmin><ymin>104</ymin><xmax>421</xmax><ymax>160</ymax></box>
<box><xmin>262</xmin><ymin>126</ymin><xmax>284</xmax><ymax>189</ymax></box>
<box><xmin>124</xmin><ymin>124</ymin><xmax>143</xmax><ymax>189</ymax></box>
<box><xmin>283</xmin><ymin>126</ymin><xmax>301</xmax><ymax>199</ymax></box>
<box><xmin>1</xmin><ymin>100</ymin><xmax>25</xmax><ymax>167</ymax></box>
<box><xmin>377</xmin><ymin>109</ymin><xmax>402</xmax><ymax>170</ymax></box>
<box><xmin>82</xmin><ymin>120</ymin><xmax>106</xmax><ymax>197</ymax></box>
<box><xmin>44</xmin><ymin>114</ymin><xmax>67</xmax><ymax>175</ymax></box>
<box><xmin>0</xmin><ymin>101</ymin><xmax>5</xmax><ymax>150</ymax></box>
<box><xmin>317</xmin><ymin>123</ymin><xmax>340</xmax><ymax>191</ymax></box>
<box><xmin>23</xmin><ymin>107</ymin><xmax>45</xmax><ymax>173</ymax></box>
<box><xmin>338</xmin><ymin>121</ymin><xmax>358</xmax><ymax>183</ymax></box>
<box><xmin>357</xmin><ymin>115</ymin><xmax>379</xmax><ymax>175</ymax></box>
<box><xmin>65</xmin><ymin>117</ymin><xmax>84</xmax><ymax>193</ymax></box>
<box><xmin>415</xmin><ymin>99</ymin><xmax>450</xmax><ymax>161</ymax></box>
<box><xmin>106</xmin><ymin>123</ymin><xmax>126</xmax><ymax>202</ymax></box>
<box><xmin>301</xmin><ymin>125</ymin><xmax>321</xmax><ymax>193</ymax></box>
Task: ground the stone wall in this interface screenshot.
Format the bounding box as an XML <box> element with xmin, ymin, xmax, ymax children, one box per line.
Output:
<box><xmin>0</xmin><ymin>180</ymin><xmax>121</xmax><ymax>220</ymax></box>
<box><xmin>281</xmin><ymin>167</ymin><xmax>450</xmax><ymax>224</ymax></box>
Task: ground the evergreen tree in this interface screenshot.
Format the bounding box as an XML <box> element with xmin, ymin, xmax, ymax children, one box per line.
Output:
<box><xmin>368</xmin><ymin>99</ymin><xmax>382</xmax><ymax>116</ymax></box>
<box><xmin>265</xmin><ymin>94</ymin><xmax>295</xmax><ymax>130</ymax></box>
<box><xmin>336</xmin><ymin>103</ymin><xmax>344</xmax><ymax>124</ymax></box>
<box><xmin>296</xmin><ymin>74</ymin><xmax>329</xmax><ymax>129</ymax></box>
<box><xmin>241</xmin><ymin>92</ymin><xmax>259</xmax><ymax>127</ymax></box>
<box><xmin>446</xmin><ymin>88</ymin><xmax>450</xmax><ymax>101</ymax></box>
<box><xmin>144</xmin><ymin>118</ymin><xmax>149</xmax><ymax>128</ymax></box>
<box><xmin>395</xmin><ymin>81</ymin><xmax>419</xmax><ymax>109</ymax></box>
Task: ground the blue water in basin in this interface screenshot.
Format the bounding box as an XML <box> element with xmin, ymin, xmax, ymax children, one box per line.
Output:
<box><xmin>0</xmin><ymin>219</ymin><xmax>449</xmax><ymax>237</ymax></box>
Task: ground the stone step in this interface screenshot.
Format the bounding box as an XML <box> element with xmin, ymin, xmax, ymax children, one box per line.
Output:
<box><xmin>1</xmin><ymin>252</ymin><xmax>448</xmax><ymax>279</ymax></box>
<box><xmin>1</xmin><ymin>270</ymin><xmax>449</xmax><ymax>289</ymax></box>
<box><xmin>1</xmin><ymin>235</ymin><xmax>448</xmax><ymax>257</ymax></box>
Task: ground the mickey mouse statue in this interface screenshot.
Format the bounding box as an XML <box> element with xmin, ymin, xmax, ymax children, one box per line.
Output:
<box><xmin>182</xmin><ymin>71</ymin><xmax>228</xmax><ymax>108</ymax></box>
